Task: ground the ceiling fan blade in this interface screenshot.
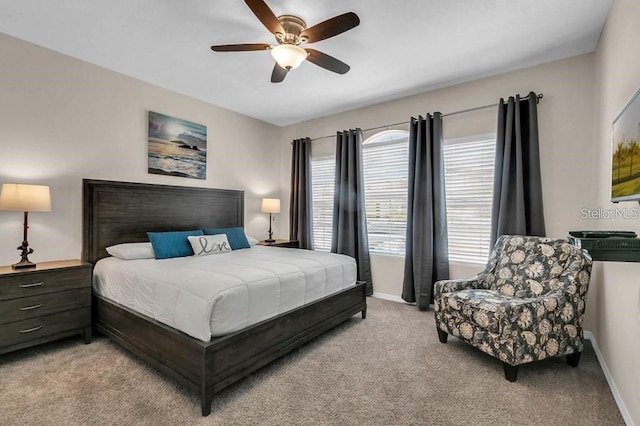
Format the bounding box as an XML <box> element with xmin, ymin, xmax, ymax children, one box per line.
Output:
<box><xmin>301</xmin><ymin>12</ymin><xmax>360</xmax><ymax>43</ymax></box>
<box><xmin>306</xmin><ymin>49</ymin><xmax>350</xmax><ymax>74</ymax></box>
<box><xmin>271</xmin><ymin>63</ymin><xmax>288</xmax><ymax>83</ymax></box>
<box><xmin>211</xmin><ymin>43</ymin><xmax>271</xmax><ymax>52</ymax></box>
<box><xmin>244</xmin><ymin>0</ymin><xmax>285</xmax><ymax>35</ymax></box>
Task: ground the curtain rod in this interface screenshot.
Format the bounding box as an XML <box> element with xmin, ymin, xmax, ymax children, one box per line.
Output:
<box><xmin>442</xmin><ymin>93</ymin><xmax>543</xmax><ymax>118</ymax></box>
<box><xmin>305</xmin><ymin>93</ymin><xmax>543</xmax><ymax>142</ymax></box>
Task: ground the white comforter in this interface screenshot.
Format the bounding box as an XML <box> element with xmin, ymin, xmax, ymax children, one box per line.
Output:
<box><xmin>93</xmin><ymin>246</ymin><xmax>357</xmax><ymax>341</ymax></box>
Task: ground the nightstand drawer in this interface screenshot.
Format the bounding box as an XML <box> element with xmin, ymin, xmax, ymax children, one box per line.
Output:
<box><xmin>0</xmin><ymin>268</ymin><xmax>91</xmax><ymax>301</ymax></box>
<box><xmin>0</xmin><ymin>288</ymin><xmax>91</xmax><ymax>325</ymax></box>
<box><xmin>0</xmin><ymin>308</ymin><xmax>90</xmax><ymax>348</ymax></box>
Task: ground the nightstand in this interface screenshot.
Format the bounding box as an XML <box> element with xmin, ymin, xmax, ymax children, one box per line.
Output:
<box><xmin>257</xmin><ymin>239</ymin><xmax>300</xmax><ymax>248</ymax></box>
<box><xmin>0</xmin><ymin>259</ymin><xmax>92</xmax><ymax>355</ymax></box>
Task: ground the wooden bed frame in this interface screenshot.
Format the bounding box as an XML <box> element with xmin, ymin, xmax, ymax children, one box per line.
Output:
<box><xmin>82</xmin><ymin>179</ymin><xmax>367</xmax><ymax>416</ymax></box>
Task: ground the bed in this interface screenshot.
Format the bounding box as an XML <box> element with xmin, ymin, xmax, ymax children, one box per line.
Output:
<box><xmin>82</xmin><ymin>179</ymin><xmax>367</xmax><ymax>416</ymax></box>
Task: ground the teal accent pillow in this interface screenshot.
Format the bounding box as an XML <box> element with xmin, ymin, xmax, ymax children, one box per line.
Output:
<box><xmin>202</xmin><ymin>227</ymin><xmax>250</xmax><ymax>250</ymax></box>
<box><xmin>147</xmin><ymin>230</ymin><xmax>204</xmax><ymax>259</ymax></box>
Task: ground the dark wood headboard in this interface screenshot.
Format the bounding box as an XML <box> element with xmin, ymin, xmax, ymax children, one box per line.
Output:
<box><xmin>82</xmin><ymin>179</ymin><xmax>244</xmax><ymax>264</ymax></box>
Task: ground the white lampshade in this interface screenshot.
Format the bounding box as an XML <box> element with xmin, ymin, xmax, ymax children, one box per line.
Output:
<box><xmin>270</xmin><ymin>44</ymin><xmax>308</xmax><ymax>70</ymax></box>
<box><xmin>261</xmin><ymin>198</ymin><xmax>281</xmax><ymax>214</ymax></box>
<box><xmin>0</xmin><ymin>183</ymin><xmax>52</xmax><ymax>212</ymax></box>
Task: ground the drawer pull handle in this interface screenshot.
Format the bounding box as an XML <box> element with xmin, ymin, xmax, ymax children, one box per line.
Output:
<box><xmin>19</xmin><ymin>282</ymin><xmax>44</xmax><ymax>288</ymax></box>
<box><xmin>19</xmin><ymin>325</ymin><xmax>43</xmax><ymax>334</ymax></box>
<box><xmin>19</xmin><ymin>304</ymin><xmax>43</xmax><ymax>311</ymax></box>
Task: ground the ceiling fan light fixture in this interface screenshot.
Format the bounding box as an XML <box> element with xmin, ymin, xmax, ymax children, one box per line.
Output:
<box><xmin>271</xmin><ymin>44</ymin><xmax>307</xmax><ymax>70</ymax></box>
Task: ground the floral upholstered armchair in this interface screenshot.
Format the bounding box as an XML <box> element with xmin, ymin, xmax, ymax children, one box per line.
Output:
<box><xmin>434</xmin><ymin>235</ymin><xmax>592</xmax><ymax>381</ymax></box>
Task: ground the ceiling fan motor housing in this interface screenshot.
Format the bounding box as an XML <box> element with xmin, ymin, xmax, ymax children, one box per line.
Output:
<box><xmin>276</xmin><ymin>15</ymin><xmax>308</xmax><ymax>44</ymax></box>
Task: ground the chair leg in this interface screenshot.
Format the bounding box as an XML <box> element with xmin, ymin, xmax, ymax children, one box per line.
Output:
<box><xmin>566</xmin><ymin>352</ymin><xmax>581</xmax><ymax>368</ymax></box>
<box><xmin>502</xmin><ymin>362</ymin><xmax>519</xmax><ymax>382</ymax></box>
<box><xmin>436</xmin><ymin>327</ymin><xmax>448</xmax><ymax>343</ymax></box>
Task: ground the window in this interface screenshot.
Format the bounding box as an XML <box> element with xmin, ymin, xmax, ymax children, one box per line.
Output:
<box><xmin>362</xmin><ymin>130</ymin><xmax>409</xmax><ymax>256</ymax></box>
<box><xmin>443</xmin><ymin>134</ymin><xmax>496</xmax><ymax>264</ymax></box>
<box><xmin>310</xmin><ymin>131</ymin><xmax>495</xmax><ymax>264</ymax></box>
<box><xmin>311</xmin><ymin>155</ymin><xmax>335</xmax><ymax>252</ymax></box>
<box><xmin>311</xmin><ymin>130</ymin><xmax>409</xmax><ymax>255</ymax></box>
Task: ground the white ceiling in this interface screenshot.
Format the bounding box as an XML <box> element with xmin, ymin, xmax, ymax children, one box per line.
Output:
<box><xmin>0</xmin><ymin>0</ymin><xmax>611</xmax><ymax>126</ymax></box>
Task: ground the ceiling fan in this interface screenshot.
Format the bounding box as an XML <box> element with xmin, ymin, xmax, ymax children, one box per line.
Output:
<box><xmin>210</xmin><ymin>0</ymin><xmax>360</xmax><ymax>83</ymax></box>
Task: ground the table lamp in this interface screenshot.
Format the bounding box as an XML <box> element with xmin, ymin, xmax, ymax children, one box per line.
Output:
<box><xmin>260</xmin><ymin>198</ymin><xmax>280</xmax><ymax>243</ymax></box>
<box><xmin>0</xmin><ymin>183</ymin><xmax>52</xmax><ymax>269</ymax></box>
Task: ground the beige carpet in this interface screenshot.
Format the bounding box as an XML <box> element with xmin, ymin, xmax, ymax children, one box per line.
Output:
<box><xmin>0</xmin><ymin>298</ymin><xmax>624</xmax><ymax>425</ymax></box>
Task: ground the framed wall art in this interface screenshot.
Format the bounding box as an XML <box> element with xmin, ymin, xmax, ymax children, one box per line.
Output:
<box><xmin>148</xmin><ymin>111</ymin><xmax>207</xmax><ymax>180</ymax></box>
<box><xmin>611</xmin><ymin>88</ymin><xmax>640</xmax><ymax>202</ymax></box>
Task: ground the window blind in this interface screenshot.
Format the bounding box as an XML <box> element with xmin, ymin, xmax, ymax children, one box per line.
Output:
<box><xmin>311</xmin><ymin>156</ymin><xmax>335</xmax><ymax>252</ymax></box>
<box><xmin>443</xmin><ymin>136</ymin><xmax>496</xmax><ymax>264</ymax></box>
<box><xmin>362</xmin><ymin>131</ymin><xmax>409</xmax><ymax>255</ymax></box>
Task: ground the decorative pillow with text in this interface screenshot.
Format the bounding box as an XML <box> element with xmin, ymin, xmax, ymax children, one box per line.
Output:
<box><xmin>188</xmin><ymin>234</ymin><xmax>232</xmax><ymax>256</ymax></box>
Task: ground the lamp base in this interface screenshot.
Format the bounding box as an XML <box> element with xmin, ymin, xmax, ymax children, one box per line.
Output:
<box><xmin>13</xmin><ymin>238</ymin><xmax>36</xmax><ymax>269</ymax></box>
<box><xmin>266</xmin><ymin>212</ymin><xmax>275</xmax><ymax>244</ymax></box>
<box><xmin>12</xmin><ymin>259</ymin><xmax>36</xmax><ymax>269</ymax></box>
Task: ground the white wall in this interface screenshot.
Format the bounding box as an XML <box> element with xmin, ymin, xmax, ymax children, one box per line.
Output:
<box><xmin>0</xmin><ymin>33</ymin><xmax>281</xmax><ymax>266</ymax></box>
<box><xmin>592</xmin><ymin>0</ymin><xmax>640</xmax><ymax>423</ymax></box>
<box><xmin>280</xmin><ymin>53</ymin><xmax>596</xmax><ymax>298</ymax></box>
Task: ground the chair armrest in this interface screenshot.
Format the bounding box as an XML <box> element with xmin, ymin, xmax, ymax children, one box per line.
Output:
<box><xmin>434</xmin><ymin>274</ymin><xmax>491</xmax><ymax>299</ymax></box>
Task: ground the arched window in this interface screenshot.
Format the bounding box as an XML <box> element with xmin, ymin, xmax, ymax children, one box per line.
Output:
<box><xmin>310</xmin><ymin>130</ymin><xmax>409</xmax><ymax>254</ymax></box>
<box><xmin>310</xmin><ymin>129</ymin><xmax>494</xmax><ymax>264</ymax></box>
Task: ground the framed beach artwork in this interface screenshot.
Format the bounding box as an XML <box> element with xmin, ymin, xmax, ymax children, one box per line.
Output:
<box><xmin>148</xmin><ymin>111</ymin><xmax>207</xmax><ymax>180</ymax></box>
<box><xmin>611</xmin><ymin>88</ymin><xmax>640</xmax><ymax>202</ymax></box>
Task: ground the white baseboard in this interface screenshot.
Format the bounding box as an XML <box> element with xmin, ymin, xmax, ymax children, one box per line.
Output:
<box><xmin>584</xmin><ymin>331</ymin><xmax>634</xmax><ymax>426</ymax></box>
<box><xmin>371</xmin><ymin>292</ymin><xmax>437</xmax><ymax>309</ymax></box>
<box><xmin>372</xmin><ymin>292</ymin><xmax>407</xmax><ymax>304</ymax></box>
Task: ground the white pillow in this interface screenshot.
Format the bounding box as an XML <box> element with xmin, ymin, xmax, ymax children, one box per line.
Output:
<box><xmin>246</xmin><ymin>235</ymin><xmax>259</xmax><ymax>246</ymax></box>
<box><xmin>106</xmin><ymin>242</ymin><xmax>155</xmax><ymax>260</ymax></box>
<box><xmin>188</xmin><ymin>234</ymin><xmax>232</xmax><ymax>256</ymax></box>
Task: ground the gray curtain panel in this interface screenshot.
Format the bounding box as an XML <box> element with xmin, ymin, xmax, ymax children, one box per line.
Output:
<box><xmin>332</xmin><ymin>128</ymin><xmax>373</xmax><ymax>295</ymax></box>
<box><xmin>402</xmin><ymin>114</ymin><xmax>450</xmax><ymax>310</ymax></box>
<box><xmin>289</xmin><ymin>137</ymin><xmax>313</xmax><ymax>249</ymax></box>
<box><xmin>490</xmin><ymin>92</ymin><xmax>546</xmax><ymax>247</ymax></box>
